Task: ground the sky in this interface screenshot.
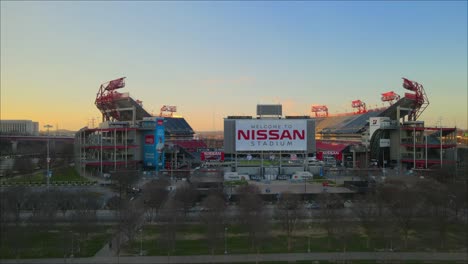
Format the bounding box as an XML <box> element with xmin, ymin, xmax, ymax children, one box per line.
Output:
<box><xmin>1</xmin><ymin>1</ymin><xmax>467</xmax><ymax>132</ymax></box>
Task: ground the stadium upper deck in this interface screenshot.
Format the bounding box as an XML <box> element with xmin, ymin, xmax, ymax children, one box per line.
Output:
<box><xmin>315</xmin><ymin>110</ymin><xmax>383</xmax><ymax>136</ymax></box>
<box><xmin>314</xmin><ymin>83</ymin><xmax>421</xmax><ymax>141</ymax></box>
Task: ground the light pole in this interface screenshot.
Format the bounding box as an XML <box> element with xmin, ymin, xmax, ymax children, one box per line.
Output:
<box><xmin>139</xmin><ymin>229</ymin><xmax>143</xmax><ymax>256</ymax></box>
<box><xmin>71</xmin><ymin>233</ymin><xmax>74</xmax><ymax>258</ymax></box>
<box><xmin>224</xmin><ymin>226</ymin><xmax>228</xmax><ymax>254</ymax></box>
<box><xmin>439</xmin><ymin>119</ymin><xmax>443</xmax><ymax>167</ymax></box>
<box><xmin>413</xmin><ymin>126</ymin><xmax>416</xmax><ymax>169</ymax></box>
<box><xmin>44</xmin><ymin>124</ymin><xmax>52</xmax><ymax>189</ymax></box>
<box><xmin>307</xmin><ymin>225</ymin><xmax>311</xmax><ymax>253</ymax></box>
<box><xmin>304</xmin><ymin>177</ymin><xmax>307</xmax><ymax>194</ymax></box>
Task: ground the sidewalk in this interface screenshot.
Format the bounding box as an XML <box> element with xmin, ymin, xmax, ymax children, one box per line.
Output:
<box><xmin>2</xmin><ymin>252</ymin><xmax>467</xmax><ymax>264</ymax></box>
<box><xmin>94</xmin><ymin>240</ymin><xmax>114</xmax><ymax>257</ymax></box>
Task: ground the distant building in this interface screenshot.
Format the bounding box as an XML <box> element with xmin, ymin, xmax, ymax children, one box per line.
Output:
<box><xmin>0</xmin><ymin>120</ymin><xmax>39</xmax><ymax>136</ymax></box>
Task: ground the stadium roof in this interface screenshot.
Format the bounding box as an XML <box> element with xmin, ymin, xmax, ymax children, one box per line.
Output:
<box><xmin>164</xmin><ymin>117</ymin><xmax>194</xmax><ymax>136</ymax></box>
<box><xmin>315</xmin><ymin>110</ymin><xmax>384</xmax><ymax>135</ymax></box>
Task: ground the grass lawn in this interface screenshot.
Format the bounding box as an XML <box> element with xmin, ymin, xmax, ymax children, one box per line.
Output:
<box><xmin>124</xmin><ymin>222</ymin><xmax>467</xmax><ymax>256</ymax></box>
<box><xmin>1</xmin><ymin>221</ymin><xmax>465</xmax><ymax>260</ymax></box>
<box><xmin>0</xmin><ymin>225</ymin><xmax>114</xmax><ymax>259</ymax></box>
<box><xmin>1</xmin><ymin>167</ymin><xmax>91</xmax><ymax>184</ymax></box>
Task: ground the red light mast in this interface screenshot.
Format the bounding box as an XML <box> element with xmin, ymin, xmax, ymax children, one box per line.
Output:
<box><xmin>95</xmin><ymin>77</ymin><xmax>126</xmax><ymax>121</ymax></box>
<box><xmin>311</xmin><ymin>105</ymin><xmax>329</xmax><ymax>117</ymax></box>
<box><xmin>381</xmin><ymin>91</ymin><xmax>400</xmax><ymax>105</ymax></box>
<box><xmin>160</xmin><ymin>105</ymin><xmax>177</xmax><ymax>117</ymax></box>
<box><xmin>402</xmin><ymin>78</ymin><xmax>429</xmax><ymax>121</ymax></box>
<box><xmin>351</xmin><ymin>100</ymin><xmax>367</xmax><ymax>114</ymax></box>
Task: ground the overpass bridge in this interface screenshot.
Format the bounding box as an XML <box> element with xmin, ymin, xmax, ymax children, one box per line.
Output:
<box><xmin>1</xmin><ymin>135</ymin><xmax>74</xmax><ymax>142</ymax></box>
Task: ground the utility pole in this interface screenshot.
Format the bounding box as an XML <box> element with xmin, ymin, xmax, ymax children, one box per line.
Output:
<box><xmin>139</xmin><ymin>229</ymin><xmax>143</xmax><ymax>256</ymax></box>
<box><xmin>439</xmin><ymin>119</ymin><xmax>443</xmax><ymax>167</ymax></box>
<box><xmin>44</xmin><ymin>124</ymin><xmax>53</xmax><ymax>189</ymax></box>
<box><xmin>224</xmin><ymin>226</ymin><xmax>228</xmax><ymax>254</ymax></box>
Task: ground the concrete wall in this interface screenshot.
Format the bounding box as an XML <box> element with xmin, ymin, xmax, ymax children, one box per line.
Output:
<box><xmin>281</xmin><ymin>166</ymin><xmax>304</xmax><ymax>175</ymax></box>
<box><xmin>237</xmin><ymin>166</ymin><xmax>261</xmax><ymax>175</ymax></box>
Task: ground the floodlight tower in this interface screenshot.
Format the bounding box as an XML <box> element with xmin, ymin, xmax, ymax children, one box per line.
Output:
<box><xmin>311</xmin><ymin>105</ymin><xmax>329</xmax><ymax>117</ymax></box>
<box><xmin>95</xmin><ymin>77</ymin><xmax>126</xmax><ymax>121</ymax></box>
<box><xmin>351</xmin><ymin>100</ymin><xmax>367</xmax><ymax>114</ymax></box>
<box><xmin>402</xmin><ymin>78</ymin><xmax>429</xmax><ymax>121</ymax></box>
<box><xmin>381</xmin><ymin>91</ymin><xmax>400</xmax><ymax>105</ymax></box>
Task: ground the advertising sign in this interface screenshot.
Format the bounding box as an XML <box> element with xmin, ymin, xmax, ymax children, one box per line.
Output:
<box><xmin>369</xmin><ymin>117</ymin><xmax>389</xmax><ymax>139</ymax></box>
<box><xmin>369</xmin><ymin>117</ymin><xmax>381</xmax><ymax>139</ymax></box>
<box><xmin>143</xmin><ymin>118</ymin><xmax>165</xmax><ymax>171</ymax></box>
<box><xmin>201</xmin><ymin>151</ymin><xmax>225</xmax><ymax>161</ymax></box>
<box><xmin>143</xmin><ymin>129</ymin><xmax>156</xmax><ymax>167</ymax></box>
<box><xmin>155</xmin><ymin>118</ymin><xmax>165</xmax><ymax>171</ymax></box>
<box><xmin>379</xmin><ymin>139</ymin><xmax>390</xmax><ymax>147</ymax></box>
<box><xmin>145</xmin><ymin>135</ymin><xmax>154</xmax><ymax>145</ymax></box>
<box><xmin>235</xmin><ymin>120</ymin><xmax>307</xmax><ymax>151</ymax></box>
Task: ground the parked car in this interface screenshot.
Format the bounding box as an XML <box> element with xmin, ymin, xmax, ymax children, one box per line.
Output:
<box><xmin>127</xmin><ymin>186</ymin><xmax>142</xmax><ymax>195</ymax></box>
<box><xmin>344</xmin><ymin>200</ymin><xmax>353</xmax><ymax>208</ymax></box>
<box><xmin>305</xmin><ymin>201</ymin><xmax>320</xmax><ymax>210</ymax></box>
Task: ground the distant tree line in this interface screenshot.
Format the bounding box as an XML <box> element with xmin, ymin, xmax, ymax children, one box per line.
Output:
<box><xmin>1</xmin><ymin>168</ymin><xmax>466</xmax><ymax>258</ymax></box>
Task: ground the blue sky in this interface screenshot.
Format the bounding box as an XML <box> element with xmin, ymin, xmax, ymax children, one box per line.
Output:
<box><xmin>1</xmin><ymin>1</ymin><xmax>467</xmax><ymax>131</ymax></box>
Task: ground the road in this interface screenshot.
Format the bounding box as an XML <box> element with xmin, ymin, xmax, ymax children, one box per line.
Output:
<box><xmin>1</xmin><ymin>252</ymin><xmax>466</xmax><ymax>263</ymax></box>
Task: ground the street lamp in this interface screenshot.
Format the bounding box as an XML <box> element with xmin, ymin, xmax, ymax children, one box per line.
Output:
<box><xmin>70</xmin><ymin>232</ymin><xmax>75</xmax><ymax>258</ymax></box>
<box><xmin>304</xmin><ymin>177</ymin><xmax>307</xmax><ymax>194</ymax></box>
<box><xmin>44</xmin><ymin>124</ymin><xmax>53</xmax><ymax>189</ymax></box>
<box><xmin>139</xmin><ymin>229</ymin><xmax>143</xmax><ymax>256</ymax></box>
<box><xmin>308</xmin><ymin>225</ymin><xmax>311</xmax><ymax>253</ymax></box>
<box><xmin>224</xmin><ymin>226</ymin><xmax>228</xmax><ymax>254</ymax></box>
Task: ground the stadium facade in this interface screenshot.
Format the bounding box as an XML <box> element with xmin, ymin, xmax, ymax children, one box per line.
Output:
<box><xmin>74</xmin><ymin>77</ymin><xmax>459</xmax><ymax>180</ymax></box>
<box><xmin>74</xmin><ymin>77</ymin><xmax>206</xmax><ymax>178</ymax></box>
<box><xmin>312</xmin><ymin>78</ymin><xmax>458</xmax><ymax>171</ymax></box>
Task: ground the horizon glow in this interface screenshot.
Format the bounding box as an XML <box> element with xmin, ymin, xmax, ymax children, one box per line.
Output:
<box><xmin>1</xmin><ymin>1</ymin><xmax>467</xmax><ymax>131</ymax></box>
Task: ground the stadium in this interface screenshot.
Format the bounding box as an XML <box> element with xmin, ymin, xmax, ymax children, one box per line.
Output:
<box><xmin>74</xmin><ymin>77</ymin><xmax>207</xmax><ymax>179</ymax></box>
<box><xmin>74</xmin><ymin>77</ymin><xmax>460</xmax><ymax>190</ymax></box>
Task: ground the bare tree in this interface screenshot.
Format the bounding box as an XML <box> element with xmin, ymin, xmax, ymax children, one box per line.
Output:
<box><xmin>374</xmin><ymin>209</ymin><xmax>399</xmax><ymax>251</ymax></box>
<box><xmin>1</xmin><ymin>186</ymin><xmax>29</xmax><ymax>224</ymax></box>
<box><xmin>13</xmin><ymin>157</ymin><xmax>33</xmax><ymax>177</ymax></box>
<box><xmin>33</xmin><ymin>190</ymin><xmax>60</xmax><ymax>226</ymax></box>
<box><xmin>417</xmin><ymin>179</ymin><xmax>453</xmax><ymax>249</ymax></box>
<box><xmin>0</xmin><ymin>187</ymin><xmax>30</xmax><ymax>258</ymax></box>
<box><xmin>142</xmin><ymin>178</ymin><xmax>170</xmax><ymax>222</ymax></box>
<box><xmin>352</xmin><ymin>195</ymin><xmax>377</xmax><ymax>249</ymax></box>
<box><xmin>173</xmin><ymin>182</ymin><xmax>198</xmax><ymax>217</ymax></box>
<box><xmin>275</xmin><ymin>192</ymin><xmax>304</xmax><ymax>252</ymax></box>
<box><xmin>48</xmin><ymin>189</ymin><xmax>75</xmax><ymax>219</ymax></box>
<box><xmin>119</xmin><ymin>199</ymin><xmax>144</xmax><ymax>243</ymax></box>
<box><xmin>200</xmin><ymin>191</ymin><xmax>226</xmax><ymax>255</ymax></box>
<box><xmin>384</xmin><ymin>180</ymin><xmax>421</xmax><ymax>249</ymax></box>
<box><xmin>106</xmin><ymin>195</ymin><xmax>121</xmax><ymax>211</ymax></box>
<box><xmin>335</xmin><ymin>216</ymin><xmax>355</xmax><ymax>253</ymax></box>
<box><xmin>428</xmin><ymin>165</ymin><xmax>457</xmax><ymax>183</ymax></box>
<box><xmin>317</xmin><ymin>192</ymin><xmax>342</xmax><ymax>250</ymax></box>
<box><xmin>158</xmin><ymin>198</ymin><xmax>183</xmax><ymax>255</ymax></box>
<box><xmin>111</xmin><ymin>170</ymin><xmax>139</xmax><ymax>199</ymax></box>
<box><xmin>72</xmin><ymin>192</ymin><xmax>99</xmax><ymax>244</ymax></box>
<box><xmin>447</xmin><ymin>181</ymin><xmax>467</xmax><ymax>221</ymax></box>
<box><xmin>237</xmin><ymin>184</ymin><xmax>269</xmax><ymax>253</ymax></box>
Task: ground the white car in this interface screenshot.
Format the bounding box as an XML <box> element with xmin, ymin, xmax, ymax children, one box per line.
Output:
<box><xmin>344</xmin><ymin>200</ymin><xmax>353</xmax><ymax>208</ymax></box>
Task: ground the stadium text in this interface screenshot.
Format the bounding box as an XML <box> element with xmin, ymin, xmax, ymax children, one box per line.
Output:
<box><xmin>249</xmin><ymin>141</ymin><xmax>293</xmax><ymax>147</ymax></box>
<box><xmin>237</xmin><ymin>129</ymin><xmax>305</xmax><ymax>140</ymax></box>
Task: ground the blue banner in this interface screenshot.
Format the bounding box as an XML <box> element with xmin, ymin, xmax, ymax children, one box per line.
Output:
<box><xmin>142</xmin><ymin>118</ymin><xmax>165</xmax><ymax>171</ymax></box>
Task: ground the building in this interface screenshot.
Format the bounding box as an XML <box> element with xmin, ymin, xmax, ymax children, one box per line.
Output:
<box><xmin>0</xmin><ymin>120</ymin><xmax>39</xmax><ymax>136</ymax></box>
